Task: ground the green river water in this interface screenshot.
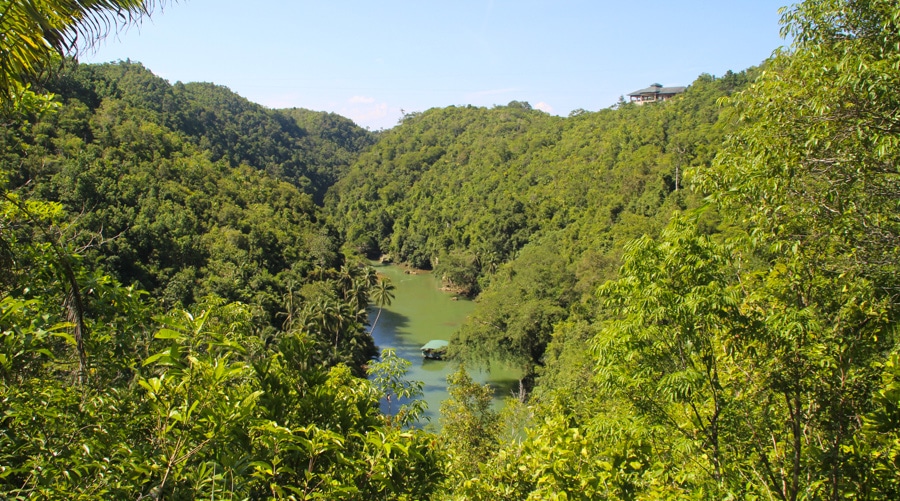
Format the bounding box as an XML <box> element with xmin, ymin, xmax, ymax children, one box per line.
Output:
<box><xmin>367</xmin><ymin>262</ymin><xmax>522</xmax><ymax>427</ymax></box>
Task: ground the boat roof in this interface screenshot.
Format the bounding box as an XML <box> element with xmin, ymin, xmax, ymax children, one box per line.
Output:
<box><xmin>421</xmin><ymin>340</ymin><xmax>449</xmax><ymax>350</ymax></box>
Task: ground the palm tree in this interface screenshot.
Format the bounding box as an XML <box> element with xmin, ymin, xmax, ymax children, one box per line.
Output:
<box><xmin>336</xmin><ymin>264</ymin><xmax>359</xmax><ymax>298</ymax></box>
<box><xmin>368</xmin><ymin>276</ymin><xmax>395</xmax><ymax>334</ymax></box>
<box><xmin>1</xmin><ymin>1</ymin><xmax>171</xmax><ymax>110</ymax></box>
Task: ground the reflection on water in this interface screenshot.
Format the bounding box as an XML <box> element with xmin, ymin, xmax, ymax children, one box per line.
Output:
<box><xmin>367</xmin><ymin>262</ymin><xmax>522</xmax><ymax>427</ymax></box>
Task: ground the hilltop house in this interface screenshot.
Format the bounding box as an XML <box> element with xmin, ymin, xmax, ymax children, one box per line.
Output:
<box><xmin>628</xmin><ymin>83</ymin><xmax>686</xmax><ymax>105</ymax></box>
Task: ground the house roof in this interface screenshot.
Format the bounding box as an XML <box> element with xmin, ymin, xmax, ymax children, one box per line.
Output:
<box><xmin>628</xmin><ymin>84</ymin><xmax>687</xmax><ymax>97</ymax></box>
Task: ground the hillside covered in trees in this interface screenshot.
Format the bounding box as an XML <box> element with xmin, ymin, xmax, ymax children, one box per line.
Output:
<box><xmin>328</xmin><ymin>70</ymin><xmax>750</xmax><ymax>377</ymax></box>
<box><xmin>2</xmin><ymin>0</ymin><xmax>899</xmax><ymax>499</ymax></box>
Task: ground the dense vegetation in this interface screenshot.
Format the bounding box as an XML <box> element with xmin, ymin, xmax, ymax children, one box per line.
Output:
<box><xmin>329</xmin><ymin>71</ymin><xmax>750</xmax><ymax>376</ymax></box>
<box><xmin>2</xmin><ymin>0</ymin><xmax>899</xmax><ymax>499</ymax></box>
<box><xmin>9</xmin><ymin>61</ymin><xmax>377</xmax><ymax>325</ymax></box>
<box><xmin>439</xmin><ymin>1</ymin><xmax>900</xmax><ymax>498</ymax></box>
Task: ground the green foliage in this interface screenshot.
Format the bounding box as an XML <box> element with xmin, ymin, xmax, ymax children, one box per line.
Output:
<box><xmin>367</xmin><ymin>348</ymin><xmax>427</xmax><ymax>427</ymax></box>
<box><xmin>0</xmin><ymin>0</ymin><xmax>168</xmax><ymax>115</ymax></box>
<box><xmin>1</xmin><ymin>50</ymin><xmax>438</xmax><ymax>500</ymax></box>
<box><xmin>450</xmin><ymin>415</ymin><xmax>620</xmax><ymax>501</ymax></box>
<box><xmin>330</xmin><ymin>73</ymin><xmax>751</xmax><ymax>376</ymax></box>
<box><xmin>439</xmin><ymin>2</ymin><xmax>900</xmax><ymax>498</ymax></box>
<box><xmin>452</xmin><ymin>241</ymin><xmax>575</xmax><ymax>375</ymax></box>
<box><xmin>855</xmin><ymin>351</ymin><xmax>900</xmax><ymax>498</ymax></box>
<box><xmin>3</xmin><ymin>61</ymin><xmax>378</xmax><ymax>334</ymax></box>
<box><xmin>1</xmin><ymin>281</ymin><xmax>445</xmax><ymax>499</ymax></box>
<box><xmin>690</xmin><ymin>2</ymin><xmax>900</xmax><ymax>496</ymax></box>
<box><xmin>44</xmin><ymin>61</ymin><xmax>376</xmax><ymax>202</ymax></box>
<box><xmin>440</xmin><ymin>366</ymin><xmax>500</xmax><ymax>479</ymax></box>
<box><xmin>434</xmin><ymin>248</ymin><xmax>480</xmax><ymax>296</ymax></box>
<box><xmin>7</xmin><ymin>1</ymin><xmax>900</xmax><ymax>498</ymax></box>
<box><xmin>698</xmin><ymin>0</ymin><xmax>900</xmax><ymax>283</ymax></box>
<box><xmin>592</xmin><ymin>213</ymin><xmax>742</xmax><ymax>495</ymax></box>
<box><xmin>330</xmin><ymin>72</ymin><xmax>747</xmax><ymax>273</ymax></box>
<box><xmin>368</xmin><ymin>275</ymin><xmax>395</xmax><ymax>334</ymax></box>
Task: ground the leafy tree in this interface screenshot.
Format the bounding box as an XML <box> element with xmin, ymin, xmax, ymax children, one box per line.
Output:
<box><xmin>434</xmin><ymin>248</ymin><xmax>480</xmax><ymax>296</ymax></box>
<box><xmin>440</xmin><ymin>366</ymin><xmax>499</xmax><ymax>479</ymax></box>
<box><xmin>694</xmin><ymin>3</ymin><xmax>900</xmax><ymax>496</ymax></box>
<box><xmin>593</xmin><ymin>213</ymin><xmax>739</xmax><ymax>492</ymax></box>
<box><xmin>451</xmin><ymin>242</ymin><xmax>575</xmax><ymax>376</ymax></box>
<box><xmin>449</xmin><ymin>413</ymin><xmax>623</xmax><ymax>501</ymax></box>
<box><xmin>700</xmin><ymin>0</ymin><xmax>900</xmax><ymax>284</ymax></box>
<box><xmin>367</xmin><ymin>348</ymin><xmax>426</xmax><ymax>427</ymax></box>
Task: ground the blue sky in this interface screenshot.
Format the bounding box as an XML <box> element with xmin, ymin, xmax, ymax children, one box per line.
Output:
<box><xmin>84</xmin><ymin>0</ymin><xmax>791</xmax><ymax>130</ymax></box>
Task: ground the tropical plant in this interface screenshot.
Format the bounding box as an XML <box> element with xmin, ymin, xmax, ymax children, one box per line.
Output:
<box><xmin>367</xmin><ymin>348</ymin><xmax>426</xmax><ymax>427</ymax></box>
<box><xmin>0</xmin><ymin>0</ymin><xmax>170</xmax><ymax>114</ymax></box>
<box><xmin>368</xmin><ymin>275</ymin><xmax>395</xmax><ymax>334</ymax></box>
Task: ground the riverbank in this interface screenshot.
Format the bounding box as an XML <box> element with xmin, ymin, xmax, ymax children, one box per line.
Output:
<box><xmin>378</xmin><ymin>258</ymin><xmax>470</xmax><ymax>297</ymax></box>
<box><xmin>367</xmin><ymin>262</ymin><xmax>521</xmax><ymax>427</ymax></box>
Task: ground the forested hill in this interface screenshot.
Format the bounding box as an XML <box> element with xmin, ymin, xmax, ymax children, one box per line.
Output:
<box><xmin>330</xmin><ymin>72</ymin><xmax>748</xmax><ymax>277</ymax></box>
<box><xmin>4</xmin><ymin>0</ymin><xmax>900</xmax><ymax>495</ymax></box>
<box><xmin>327</xmin><ymin>71</ymin><xmax>752</xmax><ymax>373</ymax></box>
<box><xmin>46</xmin><ymin>61</ymin><xmax>375</xmax><ymax>203</ymax></box>
<box><xmin>6</xmin><ymin>61</ymin><xmax>374</xmax><ymax>323</ymax></box>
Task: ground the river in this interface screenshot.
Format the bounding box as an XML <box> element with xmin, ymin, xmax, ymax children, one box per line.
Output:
<box><xmin>367</xmin><ymin>262</ymin><xmax>522</xmax><ymax>428</ymax></box>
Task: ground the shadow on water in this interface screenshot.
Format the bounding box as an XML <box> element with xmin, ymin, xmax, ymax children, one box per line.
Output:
<box><xmin>418</xmin><ymin>358</ymin><xmax>449</xmax><ymax>372</ymax></box>
<box><xmin>487</xmin><ymin>376</ymin><xmax>524</xmax><ymax>400</ymax></box>
<box><xmin>371</xmin><ymin>307</ymin><xmax>410</xmax><ymax>352</ymax></box>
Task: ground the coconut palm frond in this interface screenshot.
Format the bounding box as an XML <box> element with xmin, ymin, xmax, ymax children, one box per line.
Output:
<box><xmin>0</xmin><ymin>0</ymin><xmax>172</xmax><ymax>102</ymax></box>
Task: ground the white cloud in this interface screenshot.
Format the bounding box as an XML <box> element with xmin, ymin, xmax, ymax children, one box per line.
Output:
<box><xmin>349</xmin><ymin>95</ymin><xmax>376</xmax><ymax>104</ymax></box>
<box><xmin>534</xmin><ymin>101</ymin><xmax>553</xmax><ymax>113</ymax></box>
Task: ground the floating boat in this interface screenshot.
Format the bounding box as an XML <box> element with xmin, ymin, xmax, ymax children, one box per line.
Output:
<box><xmin>420</xmin><ymin>340</ymin><xmax>449</xmax><ymax>360</ymax></box>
